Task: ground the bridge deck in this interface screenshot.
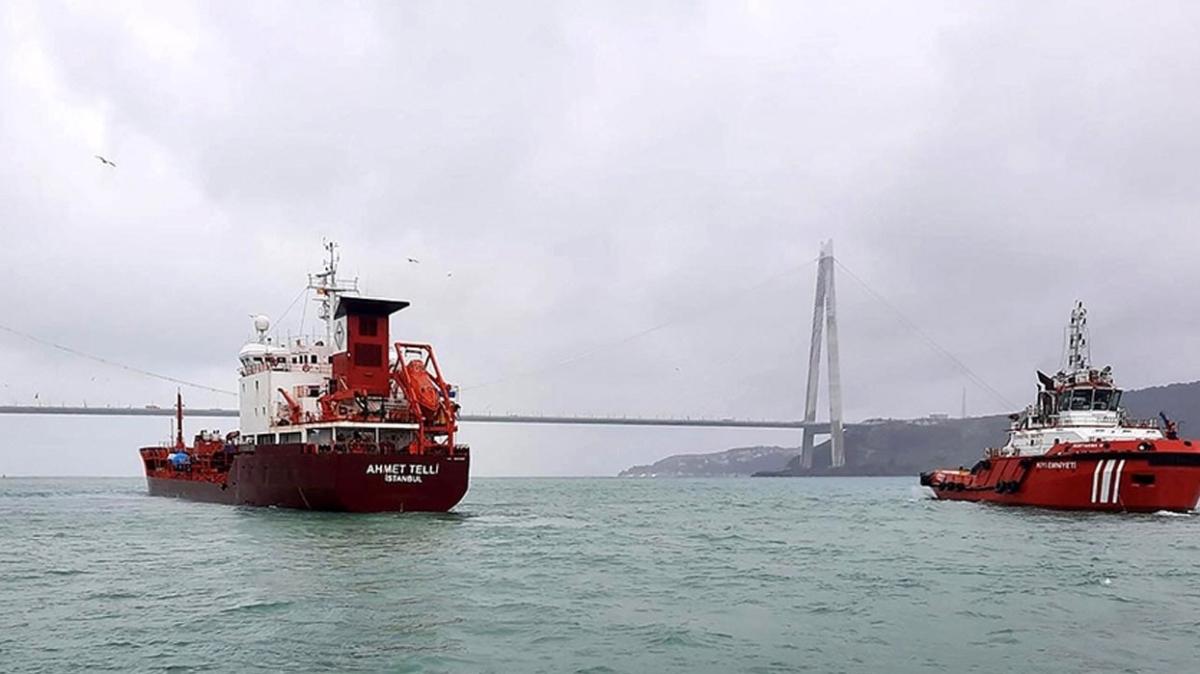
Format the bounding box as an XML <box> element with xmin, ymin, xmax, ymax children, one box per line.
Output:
<box><xmin>0</xmin><ymin>406</ymin><xmax>831</xmax><ymax>430</ymax></box>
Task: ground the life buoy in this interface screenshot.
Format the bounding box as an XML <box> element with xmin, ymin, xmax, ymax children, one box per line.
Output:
<box><xmin>302</xmin><ymin>364</ymin><xmax>311</xmax><ymax>372</ymax></box>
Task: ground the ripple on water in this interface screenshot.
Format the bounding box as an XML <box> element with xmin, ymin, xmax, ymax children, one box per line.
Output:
<box><xmin>219</xmin><ymin>600</ymin><xmax>295</xmax><ymax>614</ymax></box>
<box><xmin>5</xmin><ymin>476</ymin><xmax>1200</xmax><ymax>673</ymax></box>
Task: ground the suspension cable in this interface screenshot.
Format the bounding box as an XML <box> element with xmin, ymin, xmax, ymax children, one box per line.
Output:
<box><xmin>833</xmin><ymin>259</ymin><xmax>1016</xmax><ymax>409</ymax></box>
<box><xmin>461</xmin><ymin>256</ymin><xmax>819</xmax><ymax>392</ymax></box>
<box><xmin>0</xmin><ymin>323</ymin><xmax>237</xmax><ymax>396</ymax></box>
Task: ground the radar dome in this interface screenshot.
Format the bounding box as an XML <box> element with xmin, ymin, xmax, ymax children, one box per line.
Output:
<box><xmin>253</xmin><ymin>315</ymin><xmax>270</xmax><ymax>333</ymax></box>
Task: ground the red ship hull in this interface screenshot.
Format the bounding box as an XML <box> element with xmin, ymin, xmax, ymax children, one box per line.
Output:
<box><xmin>142</xmin><ymin>444</ymin><xmax>469</xmax><ymax>513</ymax></box>
<box><xmin>921</xmin><ymin>440</ymin><xmax>1200</xmax><ymax>512</ymax></box>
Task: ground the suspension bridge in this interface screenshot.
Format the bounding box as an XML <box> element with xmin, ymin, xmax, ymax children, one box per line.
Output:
<box><xmin>0</xmin><ymin>241</ymin><xmax>995</xmax><ymax>468</ymax></box>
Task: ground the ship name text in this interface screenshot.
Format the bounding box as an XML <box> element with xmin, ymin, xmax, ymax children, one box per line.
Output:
<box><xmin>1038</xmin><ymin>461</ymin><xmax>1077</xmax><ymax>470</ymax></box>
<box><xmin>365</xmin><ymin>463</ymin><xmax>440</xmax><ymax>483</ymax></box>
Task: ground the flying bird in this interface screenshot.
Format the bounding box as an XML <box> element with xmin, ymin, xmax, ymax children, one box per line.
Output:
<box><xmin>94</xmin><ymin>155</ymin><xmax>116</xmax><ymax>168</ymax></box>
<box><xmin>406</xmin><ymin>257</ymin><xmax>420</xmax><ymax>264</ymax></box>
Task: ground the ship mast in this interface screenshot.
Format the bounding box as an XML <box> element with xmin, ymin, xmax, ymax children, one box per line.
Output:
<box><xmin>307</xmin><ymin>241</ymin><xmax>359</xmax><ymax>345</ymax></box>
<box><xmin>174</xmin><ymin>389</ymin><xmax>184</xmax><ymax>449</ymax></box>
<box><xmin>1065</xmin><ymin>301</ymin><xmax>1090</xmax><ymax>372</ymax></box>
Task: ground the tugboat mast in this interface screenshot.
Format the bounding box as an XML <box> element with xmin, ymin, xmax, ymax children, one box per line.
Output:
<box><xmin>1065</xmin><ymin>301</ymin><xmax>1090</xmax><ymax>372</ymax></box>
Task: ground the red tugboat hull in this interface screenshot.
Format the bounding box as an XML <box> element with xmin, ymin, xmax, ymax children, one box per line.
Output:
<box><xmin>921</xmin><ymin>440</ymin><xmax>1200</xmax><ymax>512</ymax></box>
<box><xmin>143</xmin><ymin>445</ymin><xmax>470</xmax><ymax>513</ymax></box>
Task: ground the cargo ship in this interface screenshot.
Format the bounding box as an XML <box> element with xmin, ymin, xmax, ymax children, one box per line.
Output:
<box><xmin>920</xmin><ymin>302</ymin><xmax>1200</xmax><ymax>512</ymax></box>
<box><xmin>139</xmin><ymin>243</ymin><xmax>469</xmax><ymax>512</ymax></box>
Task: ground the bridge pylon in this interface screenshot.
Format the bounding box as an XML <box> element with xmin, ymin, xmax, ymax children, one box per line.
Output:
<box><xmin>801</xmin><ymin>240</ymin><xmax>845</xmax><ymax>469</ymax></box>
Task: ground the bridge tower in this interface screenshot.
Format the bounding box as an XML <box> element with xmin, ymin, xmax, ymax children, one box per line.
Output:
<box><xmin>801</xmin><ymin>240</ymin><xmax>845</xmax><ymax>469</ymax></box>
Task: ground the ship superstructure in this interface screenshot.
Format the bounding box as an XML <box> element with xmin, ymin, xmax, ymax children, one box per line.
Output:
<box><xmin>995</xmin><ymin>302</ymin><xmax>1163</xmax><ymax>457</ymax></box>
<box><xmin>921</xmin><ymin>302</ymin><xmax>1200</xmax><ymax>512</ymax></box>
<box><xmin>139</xmin><ymin>243</ymin><xmax>470</xmax><ymax>512</ymax></box>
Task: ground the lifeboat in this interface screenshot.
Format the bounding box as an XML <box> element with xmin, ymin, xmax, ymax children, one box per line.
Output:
<box><xmin>920</xmin><ymin>302</ymin><xmax>1200</xmax><ymax>512</ymax></box>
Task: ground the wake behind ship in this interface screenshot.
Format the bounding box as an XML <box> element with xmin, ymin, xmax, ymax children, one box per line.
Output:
<box><xmin>138</xmin><ymin>243</ymin><xmax>469</xmax><ymax>512</ymax></box>
<box><xmin>921</xmin><ymin>302</ymin><xmax>1200</xmax><ymax>512</ymax></box>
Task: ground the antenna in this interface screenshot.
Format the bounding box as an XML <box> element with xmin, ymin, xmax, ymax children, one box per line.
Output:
<box><xmin>306</xmin><ymin>241</ymin><xmax>359</xmax><ymax>345</ymax></box>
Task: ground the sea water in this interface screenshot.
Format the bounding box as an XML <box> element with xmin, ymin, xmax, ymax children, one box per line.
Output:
<box><xmin>2</xmin><ymin>476</ymin><xmax>1198</xmax><ymax>673</ymax></box>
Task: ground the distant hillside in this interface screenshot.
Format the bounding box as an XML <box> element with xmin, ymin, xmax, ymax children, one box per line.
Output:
<box><xmin>756</xmin><ymin>416</ymin><xmax>1010</xmax><ymax>477</ymax></box>
<box><xmin>618</xmin><ymin>445</ymin><xmax>797</xmax><ymax>477</ymax></box>
<box><xmin>618</xmin><ymin>380</ymin><xmax>1200</xmax><ymax>478</ymax></box>
<box><xmin>1119</xmin><ymin>381</ymin><xmax>1200</xmax><ymax>429</ymax></box>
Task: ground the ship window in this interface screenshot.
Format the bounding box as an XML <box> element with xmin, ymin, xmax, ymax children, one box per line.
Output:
<box><xmin>310</xmin><ymin>355</ymin><xmax>318</xmax><ymax>364</ymax></box>
<box><xmin>359</xmin><ymin>316</ymin><xmax>379</xmax><ymax>337</ymax></box>
<box><xmin>1092</xmin><ymin>389</ymin><xmax>1114</xmax><ymax>411</ymax></box>
<box><xmin>1070</xmin><ymin>389</ymin><xmax>1093</xmax><ymax>411</ymax></box>
<box><xmin>355</xmin><ymin>343</ymin><xmax>383</xmax><ymax>367</ymax></box>
<box><xmin>1111</xmin><ymin>391</ymin><xmax>1122</xmax><ymax>409</ymax></box>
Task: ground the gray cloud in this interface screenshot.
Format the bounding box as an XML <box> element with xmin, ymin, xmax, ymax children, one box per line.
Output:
<box><xmin>3</xmin><ymin>1</ymin><xmax>1200</xmax><ymax>476</ymax></box>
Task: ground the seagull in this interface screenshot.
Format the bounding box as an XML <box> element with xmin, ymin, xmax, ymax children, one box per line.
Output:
<box><xmin>94</xmin><ymin>155</ymin><xmax>116</xmax><ymax>168</ymax></box>
<box><xmin>446</xmin><ymin>272</ymin><xmax>453</xmax><ymax>277</ymax></box>
<box><xmin>406</xmin><ymin>257</ymin><xmax>420</xmax><ymax>264</ymax></box>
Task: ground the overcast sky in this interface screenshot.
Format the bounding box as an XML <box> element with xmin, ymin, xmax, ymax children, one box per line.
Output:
<box><xmin>4</xmin><ymin>1</ymin><xmax>1200</xmax><ymax>476</ymax></box>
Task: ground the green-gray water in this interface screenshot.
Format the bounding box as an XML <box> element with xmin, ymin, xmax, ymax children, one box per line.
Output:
<box><xmin>2</xmin><ymin>477</ymin><xmax>1198</xmax><ymax>672</ymax></box>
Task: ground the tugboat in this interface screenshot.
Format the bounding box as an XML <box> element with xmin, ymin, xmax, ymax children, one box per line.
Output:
<box><xmin>920</xmin><ymin>302</ymin><xmax>1200</xmax><ymax>512</ymax></box>
<box><xmin>138</xmin><ymin>243</ymin><xmax>469</xmax><ymax>512</ymax></box>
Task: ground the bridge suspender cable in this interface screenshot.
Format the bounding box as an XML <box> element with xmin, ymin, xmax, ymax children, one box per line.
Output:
<box><xmin>461</xmin><ymin>256</ymin><xmax>821</xmax><ymax>392</ymax></box>
<box><xmin>833</xmin><ymin>259</ymin><xmax>1016</xmax><ymax>409</ymax></box>
<box><xmin>0</xmin><ymin>323</ymin><xmax>237</xmax><ymax>396</ymax></box>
